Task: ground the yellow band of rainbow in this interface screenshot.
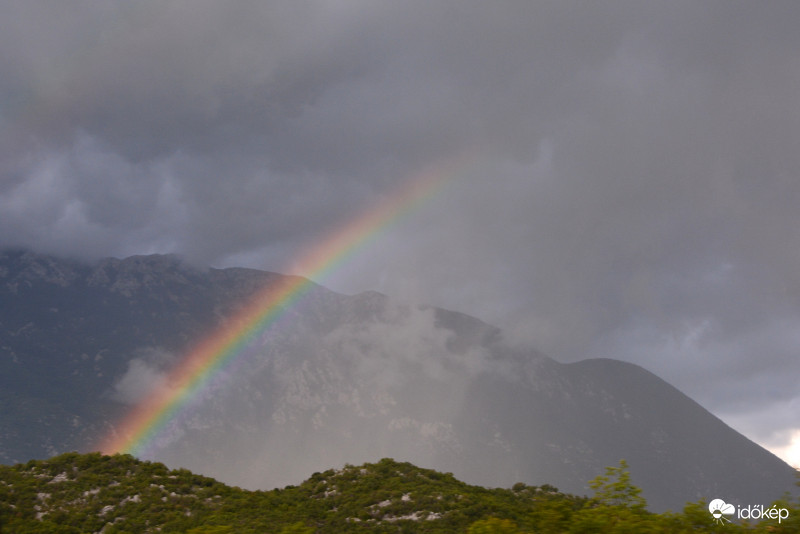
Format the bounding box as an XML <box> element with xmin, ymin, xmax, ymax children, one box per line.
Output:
<box><xmin>99</xmin><ymin>152</ymin><xmax>477</xmax><ymax>456</ymax></box>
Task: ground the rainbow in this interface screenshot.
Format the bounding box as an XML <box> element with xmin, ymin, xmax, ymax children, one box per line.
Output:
<box><xmin>99</xmin><ymin>153</ymin><xmax>475</xmax><ymax>456</ymax></box>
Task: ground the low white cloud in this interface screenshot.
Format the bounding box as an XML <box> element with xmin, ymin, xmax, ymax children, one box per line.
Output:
<box><xmin>323</xmin><ymin>304</ymin><xmax>493</xmax><ymax>388</ymax></box>
<box><xmin>110</xmin><ymin>349</ymin><xmax>174</xmax><ymax>405</ymax></box>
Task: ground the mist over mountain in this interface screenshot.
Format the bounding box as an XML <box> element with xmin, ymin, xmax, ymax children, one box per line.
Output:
<box><xmin>0</xmin><ymin>249</ymin><xmax>796</xmax><ymax>512</ymax></box>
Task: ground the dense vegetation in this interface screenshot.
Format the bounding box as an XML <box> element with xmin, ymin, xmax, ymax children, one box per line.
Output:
<box><xmin>0</xmin><ymin>453</ymin><xmax>797</xmax><ymax>533</ymax></box>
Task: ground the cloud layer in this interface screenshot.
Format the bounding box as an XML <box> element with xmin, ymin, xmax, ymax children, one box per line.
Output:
<box><xmin>2</xmin><ymin>1</ymin><xmax>799</xmax><ymax>464</ymax></box>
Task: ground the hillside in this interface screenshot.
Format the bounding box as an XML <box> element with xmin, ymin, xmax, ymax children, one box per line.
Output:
<box><xmin>0</xmin><ymin>452</ymin><xmax>586</xmax><ymax>533</ymax></box>
<box><xmin>1</xmin><ymin>452</ymin><xmax>798</xmax><ymax>533</ymax></box>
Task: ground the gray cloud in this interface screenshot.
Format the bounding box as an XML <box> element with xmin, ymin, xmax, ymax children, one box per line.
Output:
<box><xmin>2</xmin><ymin>1</ymin><xmax>800</xmax><ymax>464</ymax></box>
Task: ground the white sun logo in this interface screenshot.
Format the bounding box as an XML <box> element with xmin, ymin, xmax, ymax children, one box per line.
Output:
<box><xmin>709</xmin><ymin>498</ymin><xmax>735</xmax><ymax>525</ymax></box>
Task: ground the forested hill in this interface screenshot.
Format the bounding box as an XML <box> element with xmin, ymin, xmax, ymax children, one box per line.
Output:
<box><xmin>1</xmin><ymin>453</ymin><xmax>798</xmax><ymax>533</ymax></box>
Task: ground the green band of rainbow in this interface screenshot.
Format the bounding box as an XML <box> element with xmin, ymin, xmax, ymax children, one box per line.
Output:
<box><xmin>99</xmin><ymin>153</ymin><xmax>476</xmax><ymax>456</ymax></box>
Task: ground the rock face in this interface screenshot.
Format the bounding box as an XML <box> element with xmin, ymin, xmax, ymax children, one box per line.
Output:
<box><xmin>0</xmin><ymin>249</ymin><xmax>796</xmax><ymax>511</ymax></box>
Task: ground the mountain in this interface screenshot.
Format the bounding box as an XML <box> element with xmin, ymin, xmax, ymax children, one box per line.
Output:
<box><xmin>0</xmin><ymin>249</ymin><xmax>796</xmax><ymax>512</ymax></box>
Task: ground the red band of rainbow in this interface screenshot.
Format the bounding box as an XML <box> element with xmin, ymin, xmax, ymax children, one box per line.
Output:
<box><xmin>99</xmin><ymin>152</ymin><xmax>476</xmax><ymax>456</ymax></box>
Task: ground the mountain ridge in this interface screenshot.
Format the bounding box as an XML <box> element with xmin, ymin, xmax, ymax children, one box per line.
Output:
<box><xmin>0</xmin><ymin>249</ymin><xmax>796</xmax><ymax>512</ymax></box>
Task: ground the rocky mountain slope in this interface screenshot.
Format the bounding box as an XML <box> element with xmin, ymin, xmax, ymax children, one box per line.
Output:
<box><xmin>0</xmin><ymin>249</ymin><xmax>796</xmax><ymax>512</ymax></box>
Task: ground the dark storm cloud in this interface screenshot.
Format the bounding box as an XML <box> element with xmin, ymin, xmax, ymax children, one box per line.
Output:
<box><xmin>1</xmin><ymin>1</ymin><xmax>799</xmax><ymax>462</ymax></box>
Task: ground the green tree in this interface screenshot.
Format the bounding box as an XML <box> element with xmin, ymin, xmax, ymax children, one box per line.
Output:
<box><xmin>530</xmin><ymin>498</ymin><xmax>575</xmax><ymax>533</ymax></box>
<box><xmin>659</xmin><ymin>500</ymin><xmax>733</xmax><ymax>533</ymax></box>
<box><xmin>278</xmin><ymin>522</ymin><xmax>315</xmax><ymax>534</ymax></box>
<box><xmin>587</xmin><ymin>460</ymin><xmax>646</xmax><ymax>511</ymax></box>
<box><xmin>468</xmin><ymin>517</ymin><xmax>523</xmax><ymax>533</ymax></box>
<box><xmin>186</xmin><ymin>527</ymin><xmax>234</xmax><ymax>534</ymax></box>
<box><xmin>568</xmin><ymin>460</ymin><xmax>657</xmax><ymax>533</ymax></box>
<box><xmin>755</xmin><ymin>493</ymin><xmax>800</xmax><ymax>532</ymax></box>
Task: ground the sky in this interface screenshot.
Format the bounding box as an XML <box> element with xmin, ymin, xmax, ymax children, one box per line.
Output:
<box><xmin>1</xmin><ymin>1</ymin><xmax>799</xmax><ymax>468</ymax></box>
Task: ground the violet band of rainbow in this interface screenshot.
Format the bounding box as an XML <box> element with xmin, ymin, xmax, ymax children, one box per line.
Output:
<box><xmin>99</xmin><ymin>152</ymin><xmax>477</xmax><ymax>456</ymax></box>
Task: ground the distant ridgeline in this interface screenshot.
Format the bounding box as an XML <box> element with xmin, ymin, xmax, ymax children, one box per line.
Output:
<box><xmin>0</xmin><ymin>452</ymin><xmax>798</xmax><ymax>533</ymax></box>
